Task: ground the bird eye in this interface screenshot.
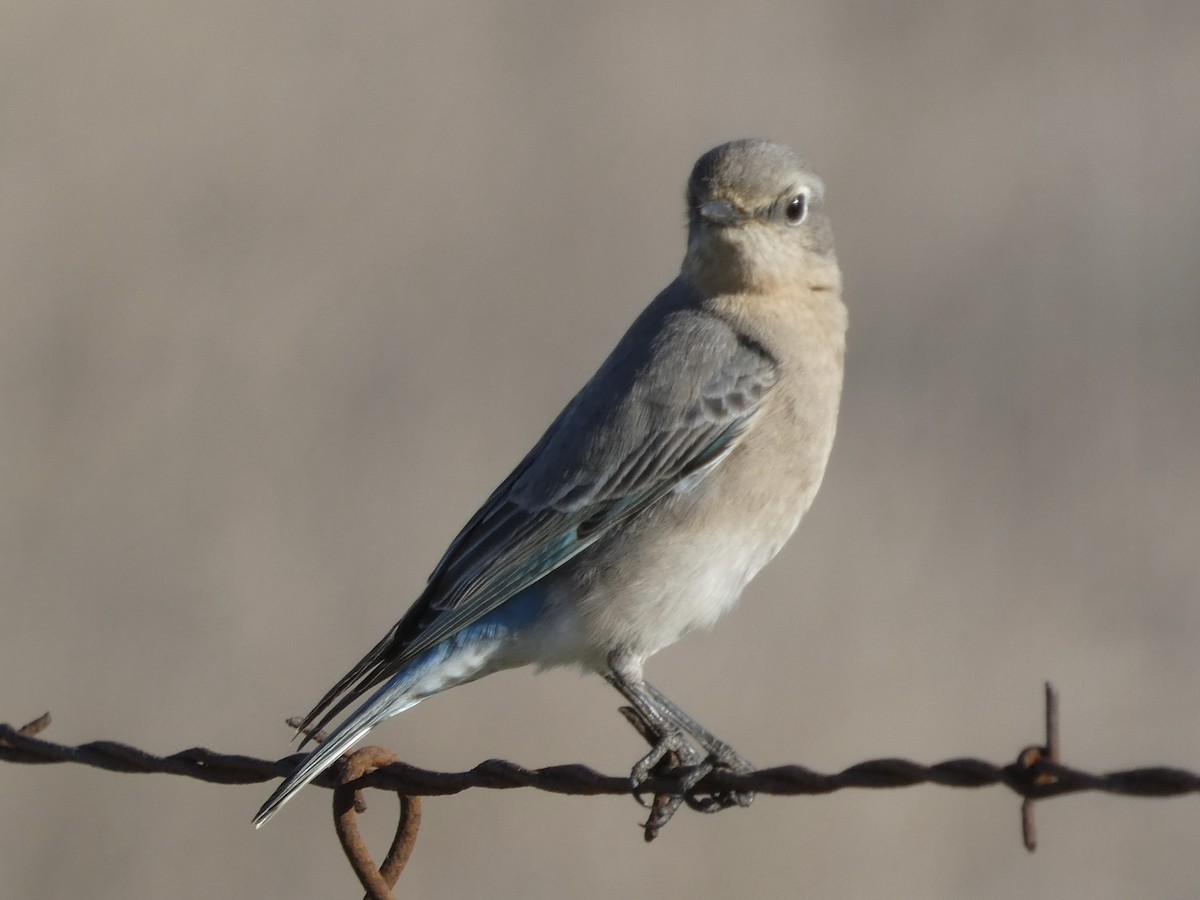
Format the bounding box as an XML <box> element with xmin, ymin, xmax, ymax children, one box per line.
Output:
<box><xmin>784</xmin><ymin>193</ymin><xmax>807</xmax><ymax>226</ymax></box>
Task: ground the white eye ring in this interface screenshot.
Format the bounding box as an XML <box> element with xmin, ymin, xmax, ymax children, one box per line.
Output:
<box><xmin>784</xmin><ymin>193</ymin><xmax>807</xmax><ymax>226</ymax></box>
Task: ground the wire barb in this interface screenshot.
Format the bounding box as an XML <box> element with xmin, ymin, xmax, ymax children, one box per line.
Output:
<box><xmin>1016</xmin><ymin>682</ymin><xmax>1060</xmax><ymax>851</ymax></box>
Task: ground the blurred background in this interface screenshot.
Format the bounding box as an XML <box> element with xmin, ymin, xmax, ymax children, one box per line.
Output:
<box><xmin>3</xmin><ymin>2</ymin><xmax>1199</xmax><ymax>897</ymax></box>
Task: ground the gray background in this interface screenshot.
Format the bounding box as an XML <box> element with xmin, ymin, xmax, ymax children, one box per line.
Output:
<box><xmin>3</xmin><ymin>2</ymin><xmax>1199</xmax><ymax>898</ymax></box>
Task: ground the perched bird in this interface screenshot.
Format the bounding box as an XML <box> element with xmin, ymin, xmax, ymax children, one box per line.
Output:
<box><xmin>254</xmin><ymin>138</ymin><xmax>846</xmax><ymax>827</ymax></box>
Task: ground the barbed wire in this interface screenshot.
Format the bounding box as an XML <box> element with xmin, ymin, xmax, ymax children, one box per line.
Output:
<box><xmin>4</xmin><ymin>684</ymin><xmax>1198</xmax><ymax>900</ymax></box>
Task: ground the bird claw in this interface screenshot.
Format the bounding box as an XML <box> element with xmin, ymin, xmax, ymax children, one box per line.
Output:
<box><xmin>630</xmin><ymin>729</ymin><xmax>707</xmax><ymax>786</ymax></box>
<box><xmin>616</xmin><ymin>703</ymin><xmax>754</xmax><ymax>839</ymax></box>
<box><xmin>641</xmin><ymin>791</ymin><xmax>685</xmax><ymax>841</ymax></box>
<box><xmin>682</xmin><ymin>751</ymin><xmax>755</xmax><ymax>812</ymax></box>
<box><xmin>628</xmin><ymin>733</ymin><xmax>709</xmax><ymax>841</ymax></box>
<box><xmin>633</xmin><ymin>747</ymin><xmax>753</xmax><ymax>838</ymax></box>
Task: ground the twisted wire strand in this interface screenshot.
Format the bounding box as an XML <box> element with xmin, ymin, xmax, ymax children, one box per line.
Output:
<box><xmin>8</xmin><ymin>686</ymin><xmax>1200</xmax><ymax>900</ymax></box>
<box><xmin>3</xmin><ymin>711</ymin><xmax>1197</xmax><ymax>803</ymax></box>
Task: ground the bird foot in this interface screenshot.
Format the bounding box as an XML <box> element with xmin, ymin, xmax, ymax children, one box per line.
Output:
<box><xmin>618</xmin><ymin>705</ymin><xmax>754</xmax><ymax>840</ymax></box>
<box><xmin>683</xmin><ymin>748</ymin><xmax>755</xmax><ymax>813</ymax></box>
<box><xmin>630</xmin><ymin>728</ymin><xmax>709</xmax><ymax>787</ymax></box>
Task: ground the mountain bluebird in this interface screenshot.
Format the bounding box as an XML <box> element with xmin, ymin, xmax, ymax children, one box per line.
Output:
<box><xmin>254</xmin><ymin>138</ymin><xmax>846</xmax><ymax>827</ymax></box>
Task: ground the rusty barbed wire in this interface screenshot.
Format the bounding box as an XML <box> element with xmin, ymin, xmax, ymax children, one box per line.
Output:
<box><xmin>3</xmin><ymin>697</ymin><xmax>1195</xmax><ymax>808</ymax></box>
<box><xmin>4</xmin><ymin>684</ymin><xmax>1200</xmax><ymax>899</ymax></box>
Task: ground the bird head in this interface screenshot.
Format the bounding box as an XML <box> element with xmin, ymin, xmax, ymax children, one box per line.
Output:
<box><xmin>683</xmin><ymin>139</ymin><xmax>837</xmax><ymax>295</ymax></box>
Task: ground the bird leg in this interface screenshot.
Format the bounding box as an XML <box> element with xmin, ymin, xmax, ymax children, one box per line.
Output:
<box><xmin>614</xmin><ymin>704</ymin><xmax>690</xmax><ymax>839</ymax></box>
<box><xmin>605</xmin><ymin>655</ymin><xmax>755</xmax><ymax>824</ymax></box>
<box><xmin>604</xmin><ymin>669</ymin><xmax>709</xmax><ymax>786</ymax></box>
<box><xmin>605</xmin><ymin>666</ymin><xmax>708</xmax><ymax>839</ymax></box>
<box><xmin>643</xmin><ymin>681</ymin><xmax>755</xmax><ymax>812</ymax></box>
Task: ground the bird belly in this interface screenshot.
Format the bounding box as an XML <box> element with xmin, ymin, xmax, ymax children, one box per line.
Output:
<box><xmin>571</xmin><ymin>475</ymin><xmax>814</xmax><ymax>663</ymax></box>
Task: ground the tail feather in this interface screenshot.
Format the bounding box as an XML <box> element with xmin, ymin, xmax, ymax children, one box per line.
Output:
<box><xmin>255</xmin><ymin>610</ymin><xmax>515</xmax><ymax>826</ymax></box>
<box><xmin>253</xmin><ymin>684</ymin><xmax>422</xmax><ymax>828</ymax></box>
<box><xmin>295</xmin><ymin>622</ymin><xmax>412</xmax><ymax>747</ymax></box>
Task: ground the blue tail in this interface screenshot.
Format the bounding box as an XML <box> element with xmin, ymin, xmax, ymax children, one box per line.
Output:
<box><xmin>253</xmin><ymin>679</ymin><xmax>422</xmax><ymax>827</ymax></box>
